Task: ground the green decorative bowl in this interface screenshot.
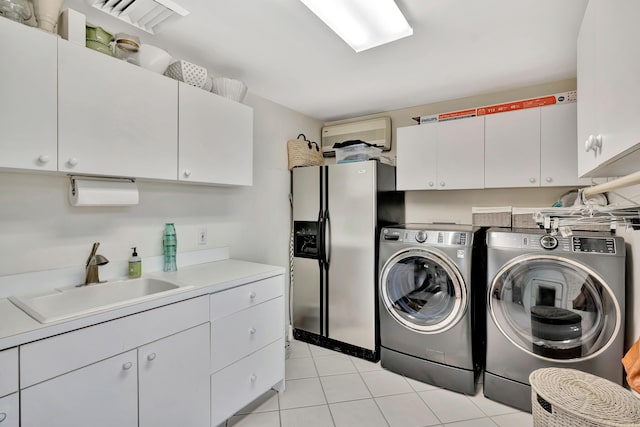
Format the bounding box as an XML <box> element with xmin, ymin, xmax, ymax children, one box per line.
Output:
<box><xmin>86</xmin><ymin>25</ymin><xmax>113</xmax><ymax>44</ymax></box>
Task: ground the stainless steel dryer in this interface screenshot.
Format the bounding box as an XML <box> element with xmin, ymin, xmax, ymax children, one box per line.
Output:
<box><xmin>378</xmin><ymin>224</ymin><xmax>485</xmax><ymax>395</ymax></box>
<box><xmin>484</xmin><ymin>228</ymin><xmax>625</xmax><ymax>412</ymax></box>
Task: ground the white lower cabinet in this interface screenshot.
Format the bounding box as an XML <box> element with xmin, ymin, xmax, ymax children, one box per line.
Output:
<box><xmin>139</xmin><ymin>323</ymin><xmax>210</xmax><ymax>427</ymax></box>
<box><xmin>0</xmin><ymin>348</ymin><xmax>18</xmax><ymax>399</ymax></box>
<box><xmin>210</xmin><ymin>277</ymin><xmax>285</xmax><ymax>426</ymax></box>
<box><xmin>0</xmin><ymin>393</ymin><xmax>19</xmax><ymax>427</ymax></box>
<box><xmin>19</xmin><ymin>296</ymin><xmax>210</xmax><ymax>427</ymax></box>
<box><xmin>21</xmin><ymin>350</ymin><xmax>138</xmax><ymax>427</ymax></box>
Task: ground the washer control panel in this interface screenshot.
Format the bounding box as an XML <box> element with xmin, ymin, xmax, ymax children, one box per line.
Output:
<box><xmin>572</xmin><ymin>237</ymin><xmax>616</xmax><ymax>254</ymax></box>
<box><xmin>382</xmin><ymin>228</ymin><xmax>470</xmax><ymax>247</ymax></box>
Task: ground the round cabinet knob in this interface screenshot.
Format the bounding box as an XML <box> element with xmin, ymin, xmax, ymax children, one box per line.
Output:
<box><xmin>428</xmin><ymin>181</ymin><xmax>434</xmax><ymax>187</ymax></box>
<box><xmin>122</xmin><ymin>362</ymin><xmax>133</xmax><ymax>370</ymax></box>
<box><xmin>439</xmin><ymin>181</ymin><xmax>445</xmax><ymax>187</ymax></box>
<box><xmin>147</xmin><ymin>353</ymin><xmax>157</xmax><ymax>361</ymax></box>
<box><xmin>0</xmin><ymin>412</ymin><xmax>6</xmax><ymax>422</ymax></box>
<box><xmin>38</xmin><ymin>154</ymin><xmax>49</xmax><ymax>164</ymax></box>
<box><xmin>529</xmin><ymin>177</ymin><xmax>536</xmax><ymax>184</ymax></box>
<box><xmin>249</xmin><ymin>291</ymin><xmax>256</xmax><ymax>300</ymax></box>
<box><xmin>585</xmin><ymin>134</ymin><xmax>603</xmax><ymax>153</ymax></box>
<box><xmin>415</xmin><ymin>230</ymin><xmax>427</xmax><ymax>243</ymax></box>
<box><xmin>67</xmin><ymin>157</ymin><xmax>78</xmax><ymax>167</ymax></box>
<box><xmin>249</xmin><ymin>327</ymin><xmax>257</xmax><ymax>335</ymax></box>
<box><xmin>183</xmin><ymin>169</ymin><xmax>192</xmax><ymax>177</ymax></box>
<box><xmin>250</xmin><ymin>374</ymin><xmax>257</xmax><ymax>383</ymax></box>
<box><xmin>545</xmin><ymin>177</ymin><xmax>553</xmax><ymax>183</ymax></box>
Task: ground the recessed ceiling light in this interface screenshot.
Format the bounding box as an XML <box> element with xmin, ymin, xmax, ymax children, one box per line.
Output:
<box><xmin>300</xmin><ymin>0</ymin><xmax>413</xmax><ymax>52</ymax></box>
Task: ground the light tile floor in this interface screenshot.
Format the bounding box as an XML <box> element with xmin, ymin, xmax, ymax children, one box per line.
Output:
<box><xmin>225</xmin><ymin>339</ymin><xmax>533</xmax><ymax>427</ymax></box>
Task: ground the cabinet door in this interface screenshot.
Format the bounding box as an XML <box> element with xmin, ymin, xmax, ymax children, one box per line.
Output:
<box><xmin>540</xmin><ymin>103</ymin><xmax>589</xmax><ymax>187</ymax></box>
<box><xmin>576</xmin><ymin>0</ymin><xmax>600</xmax><ymax>177</ymax></box>
<box><xmin>139</xmin><ymin>323</ymin><xmax>210</xmax><ymax>427</ymax></box>
<box><xmin>396</xmin><ymin>123</ymin><xmax>437</xmax><ymax>190</ymax></box>
<box><xmin>0</xmin><ymin>19</ymin><xmax>56</xmax><ymax>171</ymax></box>
<box><xmin>485</xmin><ymin>108</ymin><xmax>541</xmax><ymax>188</ymax></box>
<box><xmin>437</xmin><ymin>117</ymin><xmax>484</xmax><ymax>189</ymax></box>
<box><xmin>0</xmin><ymin>393</ymin><xmax>18</xmax><ymax>427</ymax></box>
<box><xmin>0</xmin><ymin>348</ymin><xmax>17</xmax><ymax>398</ymax></box>
<box><xmin>593</xmin><ymin>0</ymin><xmax>640</xmax><ymax>167</ymax></box>
<box><xmin>58</xmin><ymin>41</ymin><xmax>178</xmax><ymax>179</ymax></box>
<box><xmin>178</xmin><ymin>83</ymin><xmax>253</xmax><ymax>185</ymax></box>
<box><xmin>21</xmin><ymin>350</ymin><xmax>137</xmax><ymax>427</ymax></box>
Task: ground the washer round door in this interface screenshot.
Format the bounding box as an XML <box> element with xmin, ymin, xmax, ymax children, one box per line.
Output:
<box><xmin>488</xmin><ymin>254</ymin><xmax>621</xmax><ymax>361</ymax></box>
<box><xmin>380</xmin><ymin>248</ymin><xmax>467</xmax><ymax>333</ymax></box>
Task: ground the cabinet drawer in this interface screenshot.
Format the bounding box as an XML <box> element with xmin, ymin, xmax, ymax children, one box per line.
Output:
<box><xmin>211</xmin><ymin>338</ymin><xmax>284</xmax><ymax>426</ymax></box>
<box><xmin>210</xmin><ymin>276</ymin><xmax>283</xmax><ymax>321</ymax></box>
<box><xmin>21</xmin><ymin>296</ymin><xmax>209</xmax><ymax>388</ymax></box>
<box><xmin>0</xmin><ymin>393</ymin><xmax>18</xmax><ymax>427</ymax></box>
<box><xmin>211</xmin><ymin>297</ymin><xmax>284</xmax><ymax>372</ymax></box>
<box><xmin>0</xmin><ymin>348</ymin><xmax>17</xmax><ymax>398</ymax></box>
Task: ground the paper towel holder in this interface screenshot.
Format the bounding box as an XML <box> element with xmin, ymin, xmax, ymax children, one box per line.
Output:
<box><xmin>68</xmin><ymin>175</ymin><xmax>139</xmax><ymax>207</ymax></box>
<box><xmin>69</xmin><ymin>175</ymin><xmax>136</xmax><ymax>197</ymax></box>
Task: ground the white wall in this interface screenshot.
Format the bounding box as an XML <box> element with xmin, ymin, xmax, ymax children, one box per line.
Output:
<box><xmin>0</xmin><ymin>93</ymin><xmax>322</xmax><ymax>327</ymax></box>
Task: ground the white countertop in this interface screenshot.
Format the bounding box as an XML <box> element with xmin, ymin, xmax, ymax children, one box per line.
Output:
<box><xmin>0</xmin><ymin>258</ymin><xmax>285</xmax><ymax>351</ymax></box>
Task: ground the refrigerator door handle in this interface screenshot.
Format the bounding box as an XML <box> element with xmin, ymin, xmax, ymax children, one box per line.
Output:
<box><xmin>317</xmin><ymin>209</ymin><xmax>326</xmax><ymax>266</ymax></box>
<box><xmin>324</xmin><ymin>211</ymin><xmax>331</xmax><ymax>266</ymax></box>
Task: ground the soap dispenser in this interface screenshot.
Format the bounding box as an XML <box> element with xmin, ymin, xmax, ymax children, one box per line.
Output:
<box><xmin>128</xmin><ymin>247</ymin><xmax>142</xmax><ymax>278</ymax></box>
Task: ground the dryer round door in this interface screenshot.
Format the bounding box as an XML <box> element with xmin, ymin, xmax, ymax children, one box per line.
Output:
<box><xmin>488</xmin><ymin>254</ymin><xmax>621</xmax><ymax>361</ymax></box>
<box><xmin>380</xmin><ymin>248</ymin><xmax>467</xmax><ymax>333</ymax></box>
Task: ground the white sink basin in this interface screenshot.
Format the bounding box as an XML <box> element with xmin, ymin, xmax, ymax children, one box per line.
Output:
<box><xmin>9</xmin><ymin>278</ymin><xmax>188</xmax><ymax>324</ymax></box>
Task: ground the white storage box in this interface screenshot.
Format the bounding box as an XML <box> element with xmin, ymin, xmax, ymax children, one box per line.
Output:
<box><xmin>335</xmin><ymin>143</ymin><xmax>382</xmax><ymax>164</ymax></box>
<box><xmin>471</xmin><ymin>206</ymin><xmax>512</xmax><ymax>227</ymax></box>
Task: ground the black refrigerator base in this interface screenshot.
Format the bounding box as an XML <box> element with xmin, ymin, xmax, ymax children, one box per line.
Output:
<box><xmin>293</xmin><ymin>328</ymin><xmax>379</xmax><ymax>362</ymax></box>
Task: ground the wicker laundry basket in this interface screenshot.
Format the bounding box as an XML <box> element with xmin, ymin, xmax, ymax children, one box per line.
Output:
<box><xmin>529</xmin><ymin>368</ymin><xmax>640</xmax><ymax>427</ymax></box>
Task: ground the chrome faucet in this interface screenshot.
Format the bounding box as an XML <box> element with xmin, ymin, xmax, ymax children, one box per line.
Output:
<box><xmin>83</xmin><ymin>242</ymin><xmax>109</xmax><ymax>285</ymax></box>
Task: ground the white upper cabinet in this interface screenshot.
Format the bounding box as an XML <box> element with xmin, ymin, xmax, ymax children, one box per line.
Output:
<box><xmin>540</xmin><ymin>103</ymin><xmax>589</xmax><ymax>187</ymax></box>
<box><xmin>485</xmin><ymin>105</ymin><xmax>584</xmax><ymax>188</ymax></box>
<box><xmin>178</xmin><ymin>83</ymin><xmax>253</xmax><ymax>185</ymax></box>
<box><xmin>397</xmin><ymin>117</ymin><xmax>484</xmax><ymax>191</ymax></box>
<box><xmin>436</xmin><ymin>117</ymin><xmax>484</xmax><ymax>190</ymax></box>
<box><xmin>485</xmin><ymin>108</ymin><xmax>541</xmax><ymax>188</ymax></box>
<box><xmin>577</xmin><ymin>0</ymin><xmax>640</xmax><ymax>177</ymax></box>
<box><xmin>397</xmin><ymin>123</ymin><xmax>437</xmax><ymax>190</ymax></box>
<box><xmin>57</xmin><ymin>40</ymin><xmax>178</xmax><ymax>180</ymax></box>
<box><xmin>0</xmin><ymin>18</ymin><xmax>56</xmax><ymax>171</ymax></box>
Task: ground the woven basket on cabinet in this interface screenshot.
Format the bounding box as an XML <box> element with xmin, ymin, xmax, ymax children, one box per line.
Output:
<box><xmin>529</xmin><ymin>368</ymin><xmax>640</xmax><ymax>427</ymax></box>
<box><xmin>287</xmin><ymin>134</ymin><xmax>324</xmax><ymax>170</ymax></box>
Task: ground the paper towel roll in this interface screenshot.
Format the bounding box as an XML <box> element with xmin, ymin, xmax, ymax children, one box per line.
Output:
<box><xmin>69</xmin><ymin>178</ymin><xmax>139</xmax><ymax>206</ymax></box>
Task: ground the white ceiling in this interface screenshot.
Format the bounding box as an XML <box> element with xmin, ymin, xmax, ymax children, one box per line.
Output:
<box><xmin>67</xmin><ymin>0</ymin><xmax>589</xmax><ymax>122</ymax></box>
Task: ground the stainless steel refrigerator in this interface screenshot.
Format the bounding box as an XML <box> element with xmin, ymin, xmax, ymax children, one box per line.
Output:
<box><xmin>292</xmin><ymin>161</ymin><xmax>404</xmax><ymax>361</ymax></box>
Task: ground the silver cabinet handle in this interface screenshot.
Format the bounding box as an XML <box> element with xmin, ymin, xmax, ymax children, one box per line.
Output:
<box><xmin>147</xmin><ymin>353</ymin><xmax>157</xmax><ymax>361</ymax></box>
<box><xmin>249</xmin><ymin>327</ymin><xmax>257</xmax><ymax>335</ymax></box>
<box><xmin>0</xmin><ymin>412</ymin><xmax>6</xmax><ymax>422</ymax></box>
<box><xmin>122</xmin><ymin>362</ymin><xmax>133</xmax><ymax>370</ymax></box>
<box><xmin>585</xmin><ymin>134</ymin><xmax>603</xmax><ymax>153</ymax></box>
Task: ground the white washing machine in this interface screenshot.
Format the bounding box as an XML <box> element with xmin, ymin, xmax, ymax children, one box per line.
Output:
<box><xmin>484</xmin><ymin>228</ymin><xmax>625</xmax><ymax>412</ymax></box>
<box><xmin>378</xmin><ymin>224</ymin><xmax>485</xmax><ymax>395</ymax></box>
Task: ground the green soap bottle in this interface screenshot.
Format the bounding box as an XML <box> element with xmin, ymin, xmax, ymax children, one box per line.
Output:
<box><xmin>128</xmin><ymin>247</ymin><xmax>142</xmax><ymax>278</ymax></box>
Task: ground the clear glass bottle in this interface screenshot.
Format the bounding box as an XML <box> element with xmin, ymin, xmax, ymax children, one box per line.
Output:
<box><xmin>163</xmin><ymin>223</ymin><xmax>177</xmax><ymax>272</ymax></box>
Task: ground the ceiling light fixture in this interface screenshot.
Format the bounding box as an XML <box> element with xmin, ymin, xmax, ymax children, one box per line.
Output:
<box><xmin>300</xmin><ymin>0</ymin><xmax>413</xmax><ymax>52</ymax></box>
